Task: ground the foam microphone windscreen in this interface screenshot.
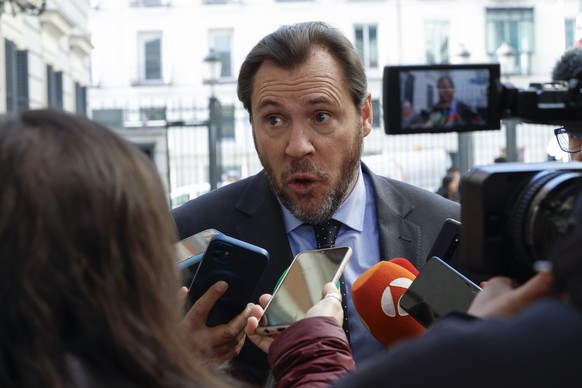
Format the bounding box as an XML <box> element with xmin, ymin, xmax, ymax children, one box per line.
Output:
<box><xmin>352</xmin><ymin>259</ymin><xmax>425</xmax><ymax>347</ymax></box>
<box><xmin>390</xmin><ymin>257</ymin><xmax>419</xmax><ymax>276</ymax></box>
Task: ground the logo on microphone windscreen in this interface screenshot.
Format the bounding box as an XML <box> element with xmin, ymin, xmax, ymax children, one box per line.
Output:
<box><xmin>381</xmin><ymin>277</ymin><xmax>413</xmax><ymax>317</ymax></box>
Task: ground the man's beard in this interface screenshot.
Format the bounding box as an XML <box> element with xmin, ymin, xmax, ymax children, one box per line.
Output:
<box><xmin>257</xmin><ymin>124</ymin><xmax>363</xmax><ymax>225</ymax></box>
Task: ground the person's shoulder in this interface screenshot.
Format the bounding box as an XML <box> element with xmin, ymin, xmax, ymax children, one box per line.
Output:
<box><xmin>173</xmin><ymin>173</ymin><xmax>264</xmax><ymax>215</ymax></box>
<box><xmin>367</xmin><ymin>167</ymin><xmax>457</xmax><ymax>204</ymax></box>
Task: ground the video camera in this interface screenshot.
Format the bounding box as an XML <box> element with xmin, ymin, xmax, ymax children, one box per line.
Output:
<box><xmin>383</xmin><ymin>63</ymin><xmax>582</xmax><ymax>135</ymax></box>
<box><xmin>460</xmin><ymin>162</ymin><xmax>582</xmax><ymax>281</ymax></box>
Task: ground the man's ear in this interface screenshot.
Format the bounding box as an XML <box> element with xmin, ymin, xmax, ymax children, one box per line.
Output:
<box><xmin>361</xmin><ymin>93</ymin><xmax>373</xmax><ymax>136</ymax></box>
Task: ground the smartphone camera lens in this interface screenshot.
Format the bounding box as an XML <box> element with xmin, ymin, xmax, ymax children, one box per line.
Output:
<box><xmin>211</xmin><ymin>242</ymin><xmax>232</xmax><ymax>264</ymax></box>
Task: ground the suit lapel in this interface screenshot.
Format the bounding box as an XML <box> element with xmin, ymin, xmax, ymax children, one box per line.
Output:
<box><xmin>363</xmin><ymin>164</ymin><xmax>424</xmax><ymax>268</ymax></box>
<box><xmin>232</xmin><ymin>171</ymin><xmax>296</xmax><ymax>296</ymax></box>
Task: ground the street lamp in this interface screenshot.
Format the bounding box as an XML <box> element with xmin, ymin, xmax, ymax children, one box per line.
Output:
<box><xmin>0</xmin><ymin>0</ymin><xmax>45</xmax><ymax>16</ymax></box>
<box><xmin>451</xmin><ymin>43</ymin><xmax>471</xmax><ymax>65</ymax></box>
<box><xmin>495</xmin><ymin>41</ymin><xmax>516</xmax><ymax>81</ymax></box>
<box><xmin>203</xmin><ymin>49</ymin><xmax>223</xmax><ymax>191</ymax></box>
<box><xmin>496</xmin><ymin>42</ymin><xmax>518</xmax><ymax>162</ymax></box>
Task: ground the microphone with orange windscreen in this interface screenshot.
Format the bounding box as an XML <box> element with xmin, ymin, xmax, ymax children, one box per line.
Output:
<box><xmin>351</xmin><ymin>258</ymin><xmax>425</xmax><ymax>347</ymax></box>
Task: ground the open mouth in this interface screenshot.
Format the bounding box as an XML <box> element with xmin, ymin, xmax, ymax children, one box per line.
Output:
<box><xmin>294</xmin><ymin>177</ymin><xmax>312</xmax><ymax>185</ymax></box>
<box><xmin>287</xmin><ymin>174</ymin><xmax>319</xmax><ymax>193</ymax></box>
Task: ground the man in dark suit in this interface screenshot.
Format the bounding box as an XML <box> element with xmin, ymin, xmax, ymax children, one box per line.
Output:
<box><xmin>429</xmin><ymin>75</ymin><xmax>483</xmax><ymax>128</ymax></box>
<box><xmin>173</xmin><ymin>21</ymin><xmax>459</xmax><ymax>385</ymax></box>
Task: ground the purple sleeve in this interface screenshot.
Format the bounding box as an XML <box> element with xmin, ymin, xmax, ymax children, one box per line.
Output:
<box><xmin>268</xmin><ymin>316</ymin><xmax>355</xmax><ymax>388</ymax></box>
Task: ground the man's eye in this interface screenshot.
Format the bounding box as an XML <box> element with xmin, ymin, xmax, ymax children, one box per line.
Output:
<box><xmin>268</xmin><ymin>116</ymin><xmax>283</xmax><ymax>126</ymax></box>
<box><xmin>315</xmin><ymin>112</ymin><xmax>331</xmax><ymax>123</ymax></box>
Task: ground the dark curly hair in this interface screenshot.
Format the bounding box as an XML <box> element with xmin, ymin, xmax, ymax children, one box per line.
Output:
<box><xmin>552</xmin><ymin>47</ymin><xmax>582</xmax><ymax>81</ymax></box>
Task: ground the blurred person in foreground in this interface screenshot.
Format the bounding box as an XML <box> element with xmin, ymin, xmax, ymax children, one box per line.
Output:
<box><xmin>247</xmin><ymin>188</ymin><xmax>582</xmax><ymax>387</ymax></box>
<box><xmin>172</xmin><ymin>20</ymin><xmax>459</xmax><ymax>384</ymax></box>
<box><xmin>552</xmin><ymin>47</ymin><xmax>582</xmax><ymax>162</ymax></box>
<box><xmin>0</xmin><ymin>109</ymin><xmax>248</xmax><ymax>387</ymax></box>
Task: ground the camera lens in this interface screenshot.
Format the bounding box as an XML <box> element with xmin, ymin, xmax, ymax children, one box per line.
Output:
<box><xmin>510</xmin><ymin>170</ymin><xmax>582</xmax><ymax>271</ymax></box>
<box><xmin>210</xmin><ymin>242</ymin><xmax>232</xmax><ymax>263</ymax></box>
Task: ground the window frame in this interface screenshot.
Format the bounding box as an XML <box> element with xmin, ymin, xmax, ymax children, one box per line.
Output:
<box><xmin>138</xmin><ymin>30</ymin><xmax>163</xmax><ymax>83</ymax></box>
<box><xmin>354</xmin><ymin>24</ymin><xmax>379</xmax><ymax>70</ymax></box>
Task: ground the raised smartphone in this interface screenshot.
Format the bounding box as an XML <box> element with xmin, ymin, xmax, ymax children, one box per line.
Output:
<box><xmin>257</xmin><ymin>246</ymin><xmax>353</xmax><ymax>336</ymax></box>
<box><xmin>185</xmin><ymin>234</ymin><xmax>270</xmax><ymax>327</ymax></box>
<box><xmin>176</xmin><ymin>229</ymin><xmax>222</xmax><ymax>287</ymax></box>
<box><xmin>427</xmin><ymin>218</ymin><xmax>489</xmax><ymax>284</ymax></box>
<box><xmin>400</xmin><ymin>256</ymin><xmax>482</xmax><ymax>327</ymax></box>
<box><xmin>426</xmin><ymin>218</ymin><xmax>461</xmax><ymax>264</ymax></box>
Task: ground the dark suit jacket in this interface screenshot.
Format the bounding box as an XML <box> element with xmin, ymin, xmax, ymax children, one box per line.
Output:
<box><xmin>172</xmin><ymin>163</ymin><xmax>460</xmax><ymax>384</ymax></box>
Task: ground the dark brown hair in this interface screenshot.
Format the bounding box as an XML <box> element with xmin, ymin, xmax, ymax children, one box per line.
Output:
<box><xmin>552</xmin><ymin>47</ymin><xmax>582</xmax><ymax>81</ymax></box>
<box><xmin>237</xmin><ymin>21</ymin><xmax>368</xmax><ymax>122</ymax></box>
<box><xmin>0</xmin><ymin>109</ymin><xmax>225</xmax><ymax>387</ymax></box>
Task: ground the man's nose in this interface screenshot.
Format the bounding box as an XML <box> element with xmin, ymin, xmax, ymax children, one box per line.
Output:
<box><xmin>285</xmin><ymin>123</ymin><xmax>315</xmax><ymax>158</ymax></box>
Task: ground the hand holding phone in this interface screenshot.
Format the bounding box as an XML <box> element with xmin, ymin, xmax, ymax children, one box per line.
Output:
<box><xmin>186</xmin><ymin>234</ymin><xmax>269</xmax><ymax>327</ymax></box>
<box><xmin>246</xmin><ymin>281</ymin><xmax>343</xmax><ymax>354</ymax></box>
<box><xmin>400</xmin><ymin>256</ymin><xmax>481</xmax><ymax>327</ymax></box>
<box><xmin>257</xmin><ymin>246</ymin><xmax>352</xmax><ymax>336</ymax></box>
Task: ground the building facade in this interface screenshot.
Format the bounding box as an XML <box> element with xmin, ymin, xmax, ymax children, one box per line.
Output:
<box><xmin>0</xmin><ymin>0</ymin><xmax>92</xmax><ymax>116</ymax></box>
<box><xmin>88</xmin><ymin>0</ymin><xmax>582</xmax><ymax>206</ymax></box>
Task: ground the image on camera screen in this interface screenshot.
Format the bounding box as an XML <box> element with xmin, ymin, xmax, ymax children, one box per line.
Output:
<box><xmin>383</xmin><ymin>64</ymin><xmax>501</xmax><ymax>135</ymax></box>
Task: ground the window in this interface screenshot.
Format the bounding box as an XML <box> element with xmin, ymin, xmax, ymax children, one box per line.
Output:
<box><xmin>354</xmin><ymin>24</ymin><xmax>378</xmax><ymax>69</ymax></box>
<box><xmin>92</xmin><ymin>108</ymin><xmax>124</xmax><ymax>130</ymax></box>
<box><xmin>140</xmin><ymin>106</ymin><xmax>166</xmax><ymax>122</ymax></box>
<box><xmin>75</xmin><ymin>82</ymin><xmax>87</xmax><ymax>116</ymax></box>
<box><xmin>566</xmin><ymin>18</ymin><xmax>576</xmax><ymax>48</ymax></box>
<box><xmin>425</xmin><ymin>21</ymin><xmax>450</xmax><ymax>64</ymax></box>
<box><xmin>209</xmin><ymin>29</ymin><xmax>233</xmax><ymax>78</ymax></box>
<box><xmin>219</xmin><ymin>104</ymin><xmax>235</xmax><ymax>139</ymax></box>
<box><xmin>138</xmin><ymin>31</ymin><xmax>163</xmax><ymax>82</ymax></box>
<box><xmin>486</xmin><ymin>8</ymin><xmax>534</xmax><ymax>75</ymax></box>
<box><xmin>47</xmin><ymin>64</ymin><xmax>63</xmax><ymax>109</ymax></box>
<box><xmin>130</xmin><ymin>0</ymin><xmax>167</xmax><ymax>6</ymax></box>
<box><xmin>5</xmin><ymin>39</ymin><xmax>29</xmax><ymax>113</ymax></box>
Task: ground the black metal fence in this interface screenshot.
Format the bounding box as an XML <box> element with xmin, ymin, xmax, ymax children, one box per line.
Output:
<box><xmin>92</xmin><ymin>104</ymin><xmax>564</xmax><ymax>208</ymax></box>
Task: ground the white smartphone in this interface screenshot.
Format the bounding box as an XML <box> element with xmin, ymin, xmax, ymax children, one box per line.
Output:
<box><xmin>257</xmin><ymin>246</ymin><xmax>353</xmax><ymax>336</ymax></box>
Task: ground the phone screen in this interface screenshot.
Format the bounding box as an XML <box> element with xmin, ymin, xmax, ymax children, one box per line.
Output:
<box><xmin>257</xmin><ymin>246</ymin><xmax>352</xmax><ymax>335</ymax></box>
<box><xmin>400</xmin><ymin>257</ymin><xmax>481</xmax><ymax>327</ymax></box>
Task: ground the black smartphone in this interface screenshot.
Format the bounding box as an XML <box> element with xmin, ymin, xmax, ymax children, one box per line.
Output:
<box><xmin>426</xmin><ymin>218</ymin><xmax>461</xmax><ymax>264</ymax></box>
<box><xmin>185</xmin><ymin>234</ymin><xmax>269</xmax><ymax>327</ymax></box>
<box><xmin>400</xmin><ymin>256</ymin><xmax>481</xmax><ymax>328</ymax></box>
<box><xmin>257</xmin><ymin>246</ymin><xmax>353</xmax><ymax>336</ymax></box>
<box><xmin>427</xmin><ymin>218</ymin><xmax>490</xmax><ymax>284</ymax></box>
<box><xmin>176</xmin><ymin>229</ymin><xmax>222</xmax><ymax>287</ymax></box>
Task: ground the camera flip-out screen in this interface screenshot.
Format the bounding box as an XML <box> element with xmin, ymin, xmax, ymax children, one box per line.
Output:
<box><xmin>383</xmin><ymin>63</ymin><xmax>501</xmax><ymax>135</ymax></box>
